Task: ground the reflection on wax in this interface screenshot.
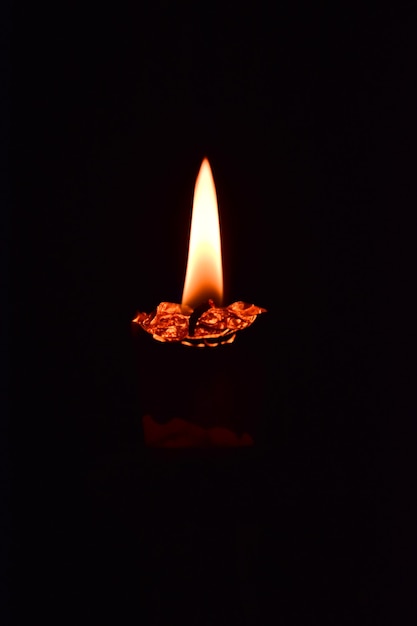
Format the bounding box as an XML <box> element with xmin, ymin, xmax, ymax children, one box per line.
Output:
<box><xmin>143</xmin><ymin>414</ymin><xmax>254</xmax><ymax>448</ymax></box>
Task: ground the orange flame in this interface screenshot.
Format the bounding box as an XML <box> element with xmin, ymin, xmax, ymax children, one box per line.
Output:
<box><xmin>181</xmin><ymin>158</ymin><xmax>223</xmax><ymax>309</ymax></box>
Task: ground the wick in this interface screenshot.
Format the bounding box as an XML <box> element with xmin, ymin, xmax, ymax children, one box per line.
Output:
<box><xmin>189</xmin><ymin>300</ymin><xmax>215</xmax><ymax>336</ymax></box>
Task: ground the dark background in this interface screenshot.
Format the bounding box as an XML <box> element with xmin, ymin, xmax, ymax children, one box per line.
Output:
<box><xmin>8</xmin><ymin>2</ymin><xmax>416</xmax><ymax>625</ymax></box>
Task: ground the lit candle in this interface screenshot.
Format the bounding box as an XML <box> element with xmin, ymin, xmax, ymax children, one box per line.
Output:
<box><xmin>133</xmin><ymin>158</ymin><xmax>266</xmax><ymax>347</ymax></box>
<box><xmin>132</xmin><ymin>158</ymin><xmax>267</xmax><ymax>447</ymax></box>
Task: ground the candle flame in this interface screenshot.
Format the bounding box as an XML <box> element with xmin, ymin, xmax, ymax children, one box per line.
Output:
<box><xmin>182</xmin><ymin>158</ymin><xmax>223</xmax><ymax>309</ymax></box>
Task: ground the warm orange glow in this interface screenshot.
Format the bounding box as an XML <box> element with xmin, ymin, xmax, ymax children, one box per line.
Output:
<box><xmin>181</xmin><ymin>158</ymin><xmax>223</xmax><ymax>309</ymax></box>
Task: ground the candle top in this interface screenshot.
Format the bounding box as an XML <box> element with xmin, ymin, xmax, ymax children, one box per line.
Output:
<box><xmin>132</xmin><ymin>300</ymin><xmax>266</xmax><ymax>347</ymax></box>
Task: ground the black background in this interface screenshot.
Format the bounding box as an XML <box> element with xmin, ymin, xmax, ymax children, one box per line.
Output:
<box><xmin>8</xmin><ymin>2</ymin><xmax>416</xmax><ymax>625</ymax></box>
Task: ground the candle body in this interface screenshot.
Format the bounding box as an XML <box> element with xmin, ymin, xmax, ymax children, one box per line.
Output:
<box><xmin>132</xmin><ymin>326</ymin><xmax>265</xmax><ymax>448</ymax></box>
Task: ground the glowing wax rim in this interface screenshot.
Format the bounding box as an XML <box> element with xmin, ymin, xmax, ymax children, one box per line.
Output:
<box><xmin>132</xmin><ymin>300</ymin><xmax>267</xmax><ymax>347</ymax></box>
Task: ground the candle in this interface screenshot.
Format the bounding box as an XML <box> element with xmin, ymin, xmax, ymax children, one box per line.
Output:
<box><xmin>132</xmin><ymin>158</ymin><xmax>266</xmax><ymax>347</ymax></box>
<box><xmin>132</xmin><ymin>159</ymin><xmax>267</xmax><ymax>447</ymax></box>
